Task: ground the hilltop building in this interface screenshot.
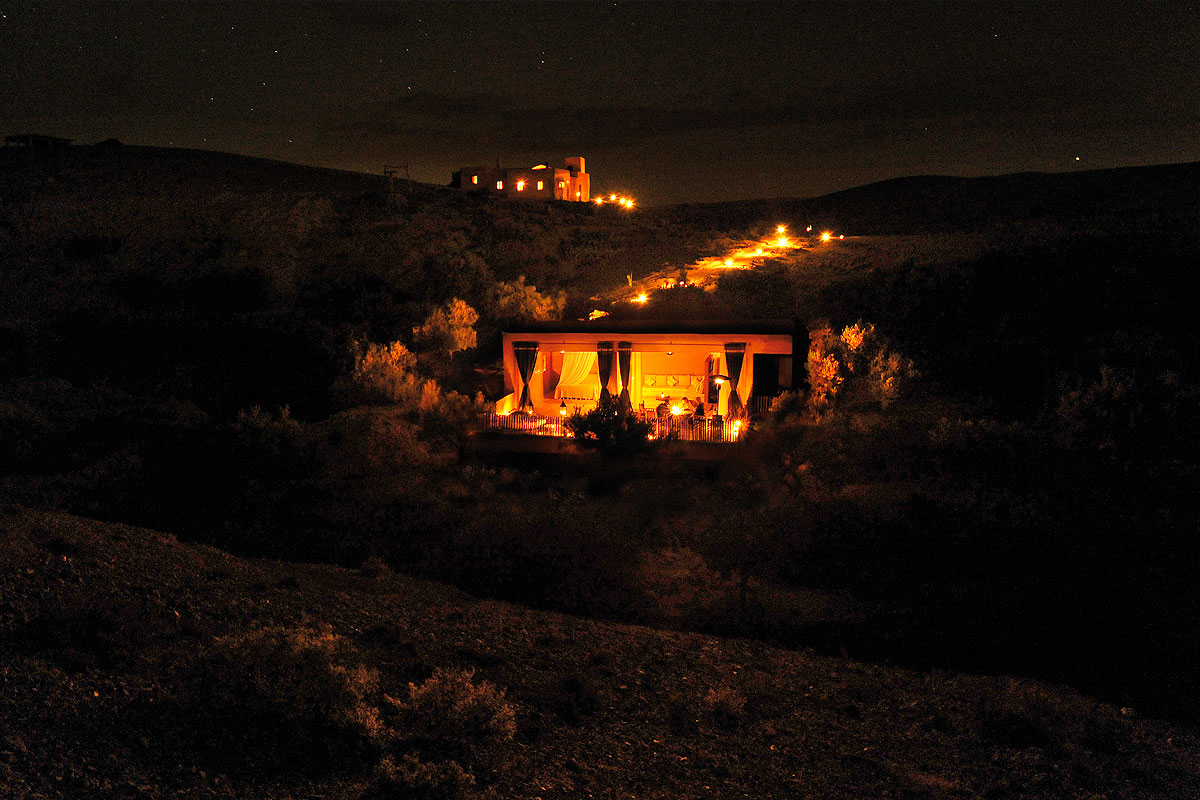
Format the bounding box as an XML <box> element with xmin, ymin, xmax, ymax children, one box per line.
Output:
<box><xmin>452</xmin><ymin>157</ymin><xmax>590</xmax><ymax>202</ymax></box>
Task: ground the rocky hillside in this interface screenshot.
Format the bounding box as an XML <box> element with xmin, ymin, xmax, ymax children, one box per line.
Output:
<box><xmin>3</xmin><ymin>506</ymin><xmax>1199</xmax><ymax>799</ymax></box>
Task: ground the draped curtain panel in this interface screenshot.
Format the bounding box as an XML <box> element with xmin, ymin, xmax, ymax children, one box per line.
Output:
<box><xmin>513</xmin><ymin>341</ymin><xmax>539</xmax><ymax>411</ymax></box>
<box><xmin>596</xmin><ymin>342</ymin><xmax>615</xmax><ymax>404</ymax></box>
<box><xmin>617</xmin><ymin>342</ymin><xmax>633</xmax><ymax>411</ymax></box>
<box><xmin>724</xmin><ymin>342</ymin><xmax>746</xmax><ymax>418</ymax></box>
<box><xmin>554</xmin><ymin>351</ymin><xmax>597</xmax><ymax>397</ymax></box>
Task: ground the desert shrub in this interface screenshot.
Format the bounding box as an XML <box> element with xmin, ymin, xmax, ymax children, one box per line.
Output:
<box><xmin>977</xmin><ymin>678</ymin><xmax>1098</xmax><ymax>750</ymax></box>
<box><xmin>703</xmin><ymin>686</ymin><xmax>748</xmax><ymax>730</ymax></box>
<box><xmin>565</xmin><ymin>396</ymin><xmax>652</xmax><ymax>455</ymax></box>
<box><xmin>539</xmin><ymin>669</ymin><xmax>607</xmax><ymax>723</ymax></box>
<box><xmin>808</xmin><ymin>322</ymin><xmax>917</xmax><ymax>413</ymax></box>
<box><xmin>367</xmin><ymin>755</ymin><xmax>476</xmax><ymax>800</ymax></box>
<box><xmin>867</xmin><ymin>347</ymin><xmax>917</xmax><ymax>409</ymax></box>
<box><xmin>805</xmin><ymin>328</ymin><xmax>844</xmax><ymax>416</ymax></box>
<box><xmin>387</xmin><ymin>667</ymin><xmax>516</xmax><ymax>744</ymax></box>
<box><xmin>181</xmin><ymin>625</ymin><xmax>382</xmax><ymax>772</ymax></box>
<box><xmin>382</xmin><ymin>667</ymin><xmax>516</xmax><ymax>768</ymax></box>
<box><xmin>234</xmin><ymin>404</ymin><xmax>308</xmax><ymax>462</ymax></box>
<box><xmin>637</xmin><ymin>546</ymin><xmax>733</xmax><ymax>622</ymax></box>
<box><xmin>413</xmin><ymin>299</ymin><xmax>479</xmax><ymax>356</ymax></box>
<box><xmin>415</xmin><ymin>384</ymin><xmax>484</xmax><ymax>459</ymax></box>
<box><xmin>767</xmin><ymin>389</ymin><xmax>807</xmax><ymax>420</ymax></box>
<box><xmin>335</xmin><ymin>339</ymin><xmax>420</xmax><ymax>406</ymax></box>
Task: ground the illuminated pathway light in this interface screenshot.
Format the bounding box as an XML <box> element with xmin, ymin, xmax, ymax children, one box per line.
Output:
<box><xmin>613</xmin><ymin>220</ymin><xmax>849</xmax><ymax>304</ymax></box>
<box><xmin>598</xmin><ymin>193</ymin><xmax>637</xmax><ymax>209</ymax></box>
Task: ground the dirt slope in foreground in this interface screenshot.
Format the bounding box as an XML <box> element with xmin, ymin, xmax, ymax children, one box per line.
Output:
<box><xmin>1</xmin><ymin>506</ymin><xmax>1197</xmax><ymax>799</ymax></box>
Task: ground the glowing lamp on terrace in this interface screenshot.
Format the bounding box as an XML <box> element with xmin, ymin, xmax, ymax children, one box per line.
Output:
<box><xmin>671</xmin><ymin>405</ymin><xmax>682</xmax><ymax>416</ymax></box>
<box><xmin>559</xmin><ymin>401</ymin><xmax>567</xmax><ymax>417</ymax></box>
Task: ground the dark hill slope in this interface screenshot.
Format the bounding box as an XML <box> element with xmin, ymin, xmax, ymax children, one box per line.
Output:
<box><xmin>660</xmin><ymin>161</ymin><xmax>1200</xmax><ymax>235</ymax></box>
<box><xmin>3</xmin><ymin>506</ymin><xmax>1199</xmax><ymax>799</ymax></box>
<box><xmin>0</xmin><ymin>144</ymin><xmax>695</xmax><ymax>414</ymax></box>
<box><xmin>0</xmin><ymin>144</ymin><xmax>692</xmax><ymax>324</ymax></box>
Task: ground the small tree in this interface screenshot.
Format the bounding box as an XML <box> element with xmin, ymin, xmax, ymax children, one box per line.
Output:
<box><xmin>486</xmin><ymin>276</ymin><xmax>566</xmax><ymax>323</ymax></box>
<box><xmin>805</xmin><ymin>322</ymin><xmax>916</xmax><ymax>414</ymax></box>
<box><xmin>805</xmin><ymin>328</ymin><xmax>844</xmax><ymax>416</ymax></box>
<box><xmin>413</xmin><ymin>299</ymin><xmax>479</xmax><ymax>356</ymax></box>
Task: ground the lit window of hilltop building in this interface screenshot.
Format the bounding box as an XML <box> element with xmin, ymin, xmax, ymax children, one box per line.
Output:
<box><xmin>452</xmin><ymin>157</ymin><xmax>590</xmax><ymax>202</ymax></box>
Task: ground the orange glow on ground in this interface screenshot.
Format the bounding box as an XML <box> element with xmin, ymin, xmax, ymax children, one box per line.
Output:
<box><xmin>610</xmin><ymin>221</ymin><xmax>847</xmax><ymax>303</ymax></box>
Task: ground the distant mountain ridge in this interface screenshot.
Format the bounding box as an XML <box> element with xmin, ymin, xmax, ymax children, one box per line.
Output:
<box><xmin>5</xmin><ymin>143</ymin><xmax>1197</xmax><ymax>238</ymax></box>
<box><xmin>659</xmin><ymin>161</ymin><xmax>1200</xmax><ymax>235</ymax></box>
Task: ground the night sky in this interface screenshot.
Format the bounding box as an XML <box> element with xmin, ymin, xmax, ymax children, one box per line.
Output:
<box><xmin>3</xmin><ymin>2</ymin><xmax>1198</xmax><ymax>205</ymax></box>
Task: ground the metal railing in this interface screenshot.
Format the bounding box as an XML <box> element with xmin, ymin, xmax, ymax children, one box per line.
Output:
<box><xmin>482</xmin><ymin>411</ymin><xmax>743</xmax><ymax>443</ymax></box>
<box><xmin>649</xmin><ymin>416</ymin><xmax>743</xmax><ymax>442</ymax></box>
<box><xmin>483</xmin><ymin>412</ymin><xmax>568</xmax><ymax>437</ymax></box>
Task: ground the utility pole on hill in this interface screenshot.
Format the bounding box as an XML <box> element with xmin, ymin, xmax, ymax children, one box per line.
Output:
<box><xmin>383</xmin><ymin>163</ymin><xmax>409</xmax><ymax>197</ymax></box>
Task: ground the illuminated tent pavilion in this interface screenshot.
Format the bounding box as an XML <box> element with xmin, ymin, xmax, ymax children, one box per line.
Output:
<box><xmin>496</xmin><ymin>319</ymin><xmax>796</xmax><ymax>418</ymax></box>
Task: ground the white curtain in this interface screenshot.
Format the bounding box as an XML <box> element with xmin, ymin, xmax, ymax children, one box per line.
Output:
<box><xmin>554</xmin><ymin>351</ymin><xmax>597</xmax><ymax>397</ymax></box>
